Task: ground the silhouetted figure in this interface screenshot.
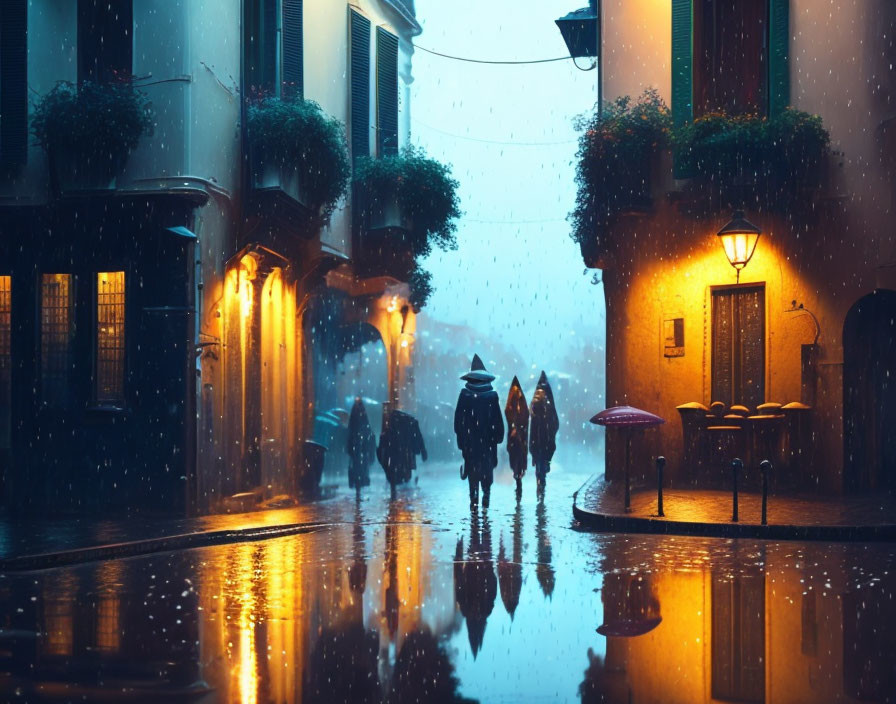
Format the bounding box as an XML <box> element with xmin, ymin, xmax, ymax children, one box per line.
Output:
<box><xmin>347</xmin><ymin>499</ymin><xmax>367</xmax><ymax>612</ymax></box>
<box><xmin>535</xmin><ymin>497</ymin><xmax>555</xmax><ymax>598</ymax></box>
<box><xmin>378</xmin><ymin>407</ymin><xmax>427</xmax><ymax>494</ymax></box>
<box><xmin>303</xmin><ymin>623</ymin><xmax>380</xmax><ymax>704</ymax></box>
<box><xmin>497</xmin><ymin>501</ymin><xmax>523</xmax><ymax>619</ymax></box>
<box><xmin>529</xmin><ymin>371</ymin><xmax>559</xmax><ymax>492</ymax></box>
<box><xmin>388</xmin><ymin>629</ymin><xmax>468</xmax><ymax>704</ymax></box>
<box><xmin>453</xmin><ymin>513</ymin><xmax>497</xmax><ymax>658</ymax></box>
<box><xmin>504</xmin><ymin>376</ymin><xmax>530</xmax><ymax>499</ymax></box>
<box><xmin>455</xmin><ymin>354</ymin><xmax>505</xmax><ymax>510</ymax></box>
<box><xmin>346</xmin><ymin>397</ymin><xmax>376</xmax><ymax>493</ymax></box>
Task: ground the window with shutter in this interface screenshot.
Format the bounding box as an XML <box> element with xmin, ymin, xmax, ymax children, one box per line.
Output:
<box><xmin>672</xmin><ymin>0</ymin><xmax>789</xmax><ymax>119</ymax></box>
<box><xmin>350</xmin><ymin>10</ymin><xmax>372</xmax><ymax>166</ymax></box>
<box><xmin>0</xmin><ymin>0</ymin><xmax>28</xmax><ymax>169</ymax></box>
<box><xmin>281</xmin><ymin>0</ymin><xmax>303</xmax><ymax>98</ymax></box>
<box><xmin>77</xmin><ymin>0</ymin><xmax>133</xmax><ymax>83</ymax></box>
<box><xmin>376</xmin><ymin>27</ymin><xmax>399</xmax><ymax>157</ymax></box>
<box><xmin>245</xmin><ymin>0</ymin><xmax>278</xmax><ymax>95</ymax></box>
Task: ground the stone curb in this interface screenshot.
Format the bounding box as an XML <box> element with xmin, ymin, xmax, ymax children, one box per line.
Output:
<box><xmin>572</xmin><ymin>478</ymin><xmax>896</xmax><ymax>543</ymax></box>
<box><xmin>0</xmin><ymin>521</ymin><xmax>330</xmax><ymax>572</ymax></box>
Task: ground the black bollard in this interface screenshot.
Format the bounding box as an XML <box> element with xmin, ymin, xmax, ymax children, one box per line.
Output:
<box><xmin>760</xmin><ymin>460</ymin><xmax>771</xmax><ymax>525</ymax></box>
<box><xmin>656</xmin><ymin>456</ymin><xmax>666</xmax><ymax>517</ymax></box>
<box><xmin>731</xmin><ymin>458</ymin><xmax>743</xmax><ymax>522</ymax></box>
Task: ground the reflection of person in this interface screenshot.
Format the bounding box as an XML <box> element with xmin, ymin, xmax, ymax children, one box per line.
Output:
<box><xmin>346</xmin><ymin>397</ymin><xmax>376</xmax><ymax>493</ymax></box>
<box><xmin>535</xmin><ymin>497</ymin><xmax>555</xmax><ymax>598</ymax></box>
<box><xmin>454</xmin><ymin>354</ymin><xmax>505</xmax><ymax>510</ymax></box>
<box><xmin>529</xmin><ymin>371</ymin><xmax>559</xmax><ymax>491</ymax></box>
<box><xmin>377</xmin><ymin>407</ymin><xmax>427</xmax><ymax>494</ymax></box>
<box><xmin>388</xmin><ymin>629</ymin><xmax>466</xmax><ymax>704</ymax></box>
<box><xmin>303</xmin><ymin>623</ymin><xmax>380</xmax><ymax>704</ymax></box>
<box><xmin>498</xmin><ymin>501</ymin><xmax>523</xmax><ymax>619</ymax></box>
<box><xmin>504</xmin><ymin>376</ymin><xmax>529</xmax><ymax>499</ymax></box>
<box><xmin>453</xmin><ymin>513</ymin><xmax>497</xmax><ymax>658</ymax></box>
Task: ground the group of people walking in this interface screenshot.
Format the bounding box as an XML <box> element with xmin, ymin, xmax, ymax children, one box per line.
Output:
<box><xmin>344</xmin><ymin>353</ymin><xmax>559</xmax><ymax>511</ymax></box>
<box><xmin>346</xmin><ymin>398</ymin><xmax>427</xmax><ymax>497</ymax></box>
<box><xmin>455</xmin><ymin>354</ymin><xmax>559</xmax><ymax>510</ymax></box>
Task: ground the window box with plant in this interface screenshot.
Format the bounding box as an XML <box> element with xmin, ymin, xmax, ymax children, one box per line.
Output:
<box><xmin>672</xmin><ymin>108</ymin><xmax>831</xmax><ymax>212</ymax></box>
<box><xmin>355</xmin><ymin>146</ymin><xmax>460</xmax><ymax>310</ymax></box>
<box><xmin>570</xmin><ymin>89</ymin><xmax>832</xmax><ymax>258</ymax></box>
<box><xmin>31</xmin><ymin>80</ymin><xmax>154</xmax><ymax>193</ymax></box>
<box><xmin>247</xmin><ymin>96</ymin><xmax>350</xmax><ymax>227</ymax></box>
<box><xmin>570</xmin><ymin>89</ymin><xmax>671</xmax><ymax>255</ymax></box>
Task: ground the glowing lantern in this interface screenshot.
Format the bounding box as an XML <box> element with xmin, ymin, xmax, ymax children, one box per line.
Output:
<box><xmin>717</xmin><ymin>211</ymin><xmax>761</xmax><ymax>282</ymax></box>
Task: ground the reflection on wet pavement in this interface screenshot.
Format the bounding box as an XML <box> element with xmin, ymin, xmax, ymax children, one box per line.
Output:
<box><xmin>1</xmin><ymin>463</ymin><xmax>895</xmax><ymax>703</ymax></box>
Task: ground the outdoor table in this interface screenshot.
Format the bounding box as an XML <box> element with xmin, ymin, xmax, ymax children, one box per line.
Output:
<box><xmin>705</xmin><ymin>425</ymin><xmax>746</xmax><ymax>476</ymax></box>
<box><xmin>748</xmin><ymin>414</ymin><xmax>786</xmax><ymax>476</ymax></box>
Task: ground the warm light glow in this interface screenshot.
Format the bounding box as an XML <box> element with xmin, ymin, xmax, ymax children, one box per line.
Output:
<box><xmin>387</xmin><ymin>295</ymin><xmax>399</xmax><ymax>313</ymax></box>
<box><xmin>96</xmin><ymin>271</ymin><xmax>125</xmax><ymax>405</ymax></box>
<box><xmin>719</xmin><ymin>231</ymin><xmax>760</xmax><ymax>270</ymax></box>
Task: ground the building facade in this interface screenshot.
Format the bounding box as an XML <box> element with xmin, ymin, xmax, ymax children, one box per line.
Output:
<box><xmin>578</xmin><ymin>0</ymin><xmax>895</xmax><ymax>492</ymax></box>
<box><xmin>0</xmin><ymin>0</ymin><xmax>421</xmax><ymax>516</ymax></box>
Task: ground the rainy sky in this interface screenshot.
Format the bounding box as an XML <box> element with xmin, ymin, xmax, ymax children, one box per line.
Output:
<box><xmin>410</xmin><ymin>0</ymin><xmax>606</xmax><ymax>375</ymax></box>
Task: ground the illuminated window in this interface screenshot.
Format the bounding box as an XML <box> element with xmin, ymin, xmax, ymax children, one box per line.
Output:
<box><xmin>0</xmin><ymin>276</ymin><xmax>10</xmax><ymax>448</ymax></box>
<box><xmin>41</xmin><ymin>274</ymin><xmax>74</xmax><ymax>406</ymax></box>
<box><xmin>96</xmin><ymin>272</ymin><xmax>125</xmax><ymax>405</ymax></box>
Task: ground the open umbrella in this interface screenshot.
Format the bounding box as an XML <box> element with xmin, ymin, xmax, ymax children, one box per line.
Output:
<box><xmin>590</xmin><ymin>406</ymin><xmax>665</xmax><ymax>512</ymax></box>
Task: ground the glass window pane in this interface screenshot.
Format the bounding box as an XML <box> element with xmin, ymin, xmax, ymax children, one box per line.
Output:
<box><xmin>96</xmin><ymin>272</ymin><xmax>125</xmax><ymax>405</ymax></box>
<box><xmin>0</xmin><ymin>276</ymin><xmax>10</xmax><ymax>448</ymax></box>
<box><xmin>41</xmin><ymin>274</ymin><xmax>74</xmax><ymax>406</ymax></box>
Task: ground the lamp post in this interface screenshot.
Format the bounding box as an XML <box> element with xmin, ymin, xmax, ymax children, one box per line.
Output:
<box><xmin>555</xmin><ymin>0</ymin><xmax>601</xmax><ymax>109</ymax></box>
<box><xmin>717</xmin><ymin>210</ymin><xmax>762</xmax><ymax>283</ymax></box>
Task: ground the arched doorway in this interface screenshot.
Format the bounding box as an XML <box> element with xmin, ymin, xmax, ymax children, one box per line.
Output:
<box><xmin>843</xmin><ymin>290</ymin><xmax>896</xmax><ymax>491</ymax></box>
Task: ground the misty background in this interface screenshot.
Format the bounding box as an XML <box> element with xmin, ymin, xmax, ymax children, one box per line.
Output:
<box><xmin>407</xmin><ymin>0</ymin><xmax>607</xmax><ymax>461</ymax></box>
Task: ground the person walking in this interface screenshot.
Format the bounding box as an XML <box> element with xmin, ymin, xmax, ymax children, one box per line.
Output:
<box><xmin>529</xmin><ymin>371</ymin><xmax>559</xmax><ymax>493</ymax></box>
<box><xmin>504</xmin><ymin>376</ymin><xmax>529</xmax><ymax>500</ymax></box>
<box><xmin>377</xmin><ymin>406</ymin><xmax>427</xmax><ymax>496</ymax></box>
<box><xmin>346</xmin><ymin>397</ymin><xmax>376</xmax><ymax>494</ymax></box>
<box><xmin>454</xmin><ymin>354</ymin><xmax>504</xmax><ymax>510</ymax></box>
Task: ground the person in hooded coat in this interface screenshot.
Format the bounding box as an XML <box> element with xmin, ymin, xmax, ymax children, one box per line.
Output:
<box><xmin>346</xmin><ymin>397</ymin><xmax>376</xmax><ymax>493</ymax></box>
<box><xmin>529</xmin><ymin>371</ymin><xmax>559</xmax><ymax>490</ymax></box>
<box><xmin>504</xmin><ymin>376</ymin><xmax>529</xmax><ymax>499</ymax></box>
<box><xmin>377</xmin><ymin>406</ymin><xmax>427</xmax><ymax>494</ymax></box>
<box><xmin>454</xmin><ymin>354</ymin><xmax>505</xmax><ymax>510</ymax></box>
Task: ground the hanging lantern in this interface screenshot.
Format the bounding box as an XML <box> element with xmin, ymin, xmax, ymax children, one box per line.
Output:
<box><xmin>717</xmin><ymin>210</ymin><xmax>762</xmax><ymax>282</ymax></box>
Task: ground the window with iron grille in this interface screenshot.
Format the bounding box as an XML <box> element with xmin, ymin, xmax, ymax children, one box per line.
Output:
<box><xmin>96</xmin><ymin>272</ymin><xmax>125</xmax><ymax>406</ymax></box>
<box><xmin>0</xmin><ymin>275</ymin><xmax>10</xmax><ymax>448</ymax></box>
<box><xmin>41</xmin><ymin>274</ymin><xmax>74</xmax><ymax>407</ymax></box>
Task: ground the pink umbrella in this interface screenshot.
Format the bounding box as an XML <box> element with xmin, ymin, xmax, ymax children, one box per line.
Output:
<box><xmin>591</xmin><ymin>406</ymin><xmax>665</xmax><ymax>512</ymax></box>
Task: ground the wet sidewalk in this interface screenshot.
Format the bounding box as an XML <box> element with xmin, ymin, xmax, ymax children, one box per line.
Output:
<box><xmin>0</xmin><ymin>501</ymin><xmax>338</xmax><ymax>571</ymax></box>
<box><xmin>574</xmin><ymin>475</ymin><xmax>896</xmax><ymax>542</ymax></box>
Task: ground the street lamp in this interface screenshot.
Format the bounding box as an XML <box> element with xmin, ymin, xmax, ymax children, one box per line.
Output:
<box><xmin>555</xmin><ymin>0</ymin><xmax>598</xmax><ymax>58</ymax></box>
<box><xmin>717</xmin><ymin>210</ymin><xmax>762</xmax><ymax>283</ymax></box>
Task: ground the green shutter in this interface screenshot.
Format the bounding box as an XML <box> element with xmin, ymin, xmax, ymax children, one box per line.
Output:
<box><xmin>350</xmin><ymin>10</ymin><xmax>371</xmax><ymax>167</ymax></box>
<box><xmin>768</xmin><ymin>0</ymin><xmax>790</xmax><ymax>115</ymax></box>
<box><xmin>376</xmin><ymin>27</ymin><xmax>399</xmax><ymax>156</ymax></box>
<box><xmin>671</xmin><ymin>0</ymin><xmax>693</xmax><ymax>128</ymax></box>
<box><xmin>282</xmin><ymin>0</ymin><xmax>303</xmax><ymax>98</ymax></box>
<box><xmin>0</xmin><ymin>0</ymin><xmax>28</xmax><ymax>170</ymax></box>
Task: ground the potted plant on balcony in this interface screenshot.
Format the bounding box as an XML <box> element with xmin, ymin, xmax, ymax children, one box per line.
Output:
<box><xmin>356</xmin><ymin>146</ymin><xmax>461</xmax><ymax>257</ymax></box>
<box><xmin>31</xmin><ymin>79</ymin><xmax>154</xmax><ymax>192</ymax></box>
<box><xmin>247</xmin><ymin>96</ymin><xmax>350</xmax><ymax>225</ymax></box>
<box><xmin>570</xmin><ymin>89</ymin><xmax>671</xmax><ymax>252</ymax></box>
<box><xmin>672</xmin><ymin>108</ymin><xmax>830</xmax><ymax>211</ymax></box>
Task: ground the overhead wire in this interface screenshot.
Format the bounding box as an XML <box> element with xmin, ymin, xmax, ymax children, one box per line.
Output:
<box><xmin>412</xmin><ymin>43</ymin><xmax>574</xmax><ymax>65</ymax></box>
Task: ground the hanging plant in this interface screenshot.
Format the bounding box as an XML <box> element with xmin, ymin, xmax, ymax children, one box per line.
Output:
<box><xmin>672</xmin><ymin>108</ymin><xmax>830</xmax><ymax>210</ymax></box>
<box><xmin>247</xmin><ymin>96</ymin><xmax>351</xmax><ymax>223</ymax></box>
<box><xmin>407</xmin><ymin>264</ymin><xmax>434</xmax><ymax>312</ymax></box>
<box><xmin>31</xmin><ymin>79</ymin><xmax>154</xmax><ymax>188</ymax></box>
<box><xmin>570</xmin><ymin>89</ymin><xmax>671</xmax><ymax>248</ymax></box>
<box><xmin>356</xmin><ymin>146</ymin><xmax>461</xmax><ymax>258</ymax></box>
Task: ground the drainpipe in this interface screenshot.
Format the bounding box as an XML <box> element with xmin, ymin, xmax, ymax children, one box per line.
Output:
<box><xmin>593</xmin><ymin>0</ymin><xmax>602</xmax><ymax>114</ymax></box>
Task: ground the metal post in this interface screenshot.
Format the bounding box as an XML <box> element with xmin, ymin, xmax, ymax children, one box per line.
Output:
<box><xmin>731</xmin><ymin>458</ymin><xmax>742</xmax><ymax>522</ymax></box>
<box><xmin>656</xmin><ymin>456</ymin><xmax>665</xmax><ymax>517</ymax></box>
<box><xmin>760</xmin><ymin>460</ymin><xmax>771</xmax><ymax>525</ymax></box>
<box><xmin>624</xmin><ymin>433</ymin><xmax>631</xmax><ymax>513</ymax></box>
